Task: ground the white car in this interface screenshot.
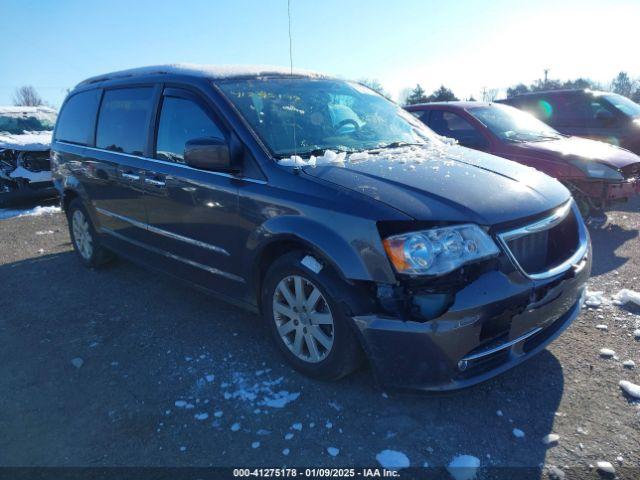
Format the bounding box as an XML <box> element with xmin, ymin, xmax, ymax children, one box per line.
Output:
<box><xmin>0</xmin><ymin>106</ymin><xmax>57</xmax><ymax>206</ymax></box>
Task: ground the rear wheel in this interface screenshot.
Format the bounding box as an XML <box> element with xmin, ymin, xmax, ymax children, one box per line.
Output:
<box><xmin>66</xmin><ymin>198</ymin><xmax>114</xmax><ymax>268</ymax></box>
<box><xmin>262</xmin><ymin>252</ymin><xmax>363</xmax><ymax>380</ymax></box>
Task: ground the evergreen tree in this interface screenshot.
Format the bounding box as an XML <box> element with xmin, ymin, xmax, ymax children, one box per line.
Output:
<box><xmin>427</xmin><ymin>85</ymin><xmax>458</xmax><ymax>102</ymax></box>
<box><xmin>404</xmin><ymin>84</ymin><xmax>428</xmax><ymax>105</ymax></box>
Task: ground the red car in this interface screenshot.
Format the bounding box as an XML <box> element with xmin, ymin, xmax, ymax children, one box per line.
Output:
<box><xmin>406</xmin><ymin>102</ymin><xmax>640</xmax><ymax>215</ymax></box>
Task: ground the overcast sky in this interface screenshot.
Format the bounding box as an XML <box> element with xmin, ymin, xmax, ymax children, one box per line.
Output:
<box><xmin>1</xmin><ymin>0</ymin><xmax>638</xmax><ymax>107</ymax></box>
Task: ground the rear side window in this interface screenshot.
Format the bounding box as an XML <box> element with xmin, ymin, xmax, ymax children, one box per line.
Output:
<box><xmin>55</xmin><ymin>90</ymin><xmax>101</xmax><ymax>145</ymax></box>
<box><xmin>96</xmin><ymin>87</ymin><xmax>154</xmax><ymax>155</ymax></box>
<box><xmin>155</xmin><ymin>96</ymin><xmax>225</xmax><ymax>163</ymax></box>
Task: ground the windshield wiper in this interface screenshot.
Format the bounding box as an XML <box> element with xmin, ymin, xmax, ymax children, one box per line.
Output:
<box><xmin>374</xmin><ymin>141</ymin><xmax>426</xmax><ymax>150</ymax></box>
<box><xmin>277</xmin><ymin>147</ymin><xmax>356</xmax><ymax>159</ymax></box>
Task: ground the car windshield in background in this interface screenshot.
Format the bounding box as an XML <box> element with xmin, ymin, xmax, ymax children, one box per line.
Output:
<box><xmin>601</xmin><ymin>93</ymin><xmax>640</xmax><ymax>118</ymax></box>
<box><xmin>217</xmin><ymin>78</ymin><xmax>436</xmax><ymax>157</ymax></box>
<box><xmin>0</xmin><ymin>110</ymin><xmax>57</xmax><ymax>135</ymax></box>
<box><xmin>471</xmin><ymin>104</ymin><xmax>561</xmax><ymax>142</ymax></box>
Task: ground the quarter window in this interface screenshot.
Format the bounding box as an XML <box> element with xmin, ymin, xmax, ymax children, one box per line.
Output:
<box><xmin>429</xmin><ymin>110</ymin><xmax>487</xmax><ymax>147</ymax></box>
<box><xmin>155</xmin><ymin>96</ymin><xmax>224</xmax><ymax>163</ymax></box>
<box><xmin>55</xmin><ymin>90</ymin><xmax>101</xmax><ymax>145</ymax></box>
<box><xmin>96</xmin><ymin>87</ymin><xmax>154</xmax><ymax>156</ymax></box>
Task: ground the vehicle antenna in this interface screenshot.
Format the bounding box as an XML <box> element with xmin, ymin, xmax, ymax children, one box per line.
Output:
<box><xmin>287</xmin><ymin>0</ymin><xmax>299</xmax><ymax>169</ymax></box>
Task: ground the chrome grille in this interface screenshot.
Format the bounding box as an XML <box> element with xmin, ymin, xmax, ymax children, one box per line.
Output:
<box><xmin>498</xmin><ymin>201</ymin><xmax>587</xmax><ymax>280</ymax></box>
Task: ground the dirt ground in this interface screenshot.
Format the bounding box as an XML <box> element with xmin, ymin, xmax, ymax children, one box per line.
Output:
<box><xmin>0</xmin><ymin>199</ymin><xmax>638</xmax><ymax>479</ymax></box>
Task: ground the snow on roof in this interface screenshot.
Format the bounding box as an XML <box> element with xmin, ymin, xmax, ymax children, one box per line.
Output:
<box><xmin>77</xmin><ymin>63</ymin><xmax>327</xmax><ymax>87</ymax></box>
<box><xmin>0</xmin><ymin>106</ymin><xmax>57</xmax><ymax>115</ymax></box>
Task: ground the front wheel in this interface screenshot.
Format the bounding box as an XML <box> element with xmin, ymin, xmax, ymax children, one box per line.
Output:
<box><xmin>262</xmin><ymin>252</ymin><xmax>363</xmax><ymax>380</ymax></box>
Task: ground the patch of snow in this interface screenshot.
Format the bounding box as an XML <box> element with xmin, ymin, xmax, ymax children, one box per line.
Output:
<box><xmin>174</xmin><ymin>400</ymin><xmax>187</xmax><ymax>408</ymax></box>
<box><xmin>0</xmin><ymin>205</ymin><xmax>61</xmax><ymax>221</ymax></box>
<box><xmin>622</xmin><ymin>360</ymin><xmax>635</xmax><ymax>369</ymax></box>
<box><xmin>230</xmin><ymin>422</ymin><xmax>241</xmax><ymax>432</ymax></box>
<box><xmin>284</xmin><ymin>433</ymin><xmax>294</xmax><ymax>440</ymax></box>
<box><xmin>584</xmin><ymin>290</ymin><xmax>604</xmax><ymax>308</ymax></box>
<box><xmin>205</xmin><ymin>374</ymin><xmax>215</xmax><ymax>382</ymax></box>
<box><xmin>221</xmin><ymin>372</ymin><xmax>300</xmax><ymax>408</ymax></box>
<box><xmin>496</xmin><ymin>410</ymin><xmax>503</xmax><ymax>417</ymax></box>
<box><xmin>542</xmin><ymin>434</ymin><xmax>560</xmax><ymax>445</ymax></box>
<box><xmin>251</xmin><ymin>441</ymin><xmax>260</xmax><ymax>449</ymax></box>
<box><xmin>328</xmin><ymin>401</ymin><xmax>342</xmax><ymax>411</ymax></box>
<box><xmin>194</xmin><ymin>413</ymin><xmax>208</xmax><ymax>421</ymax></box>
<box><xmin>0</xmin><ymin>130</ymin><xmax>52</xmax><ymax>151</ymax></box>
<box><xmin>9</xmin><ymin>166</ymin><xmax>51</xmax><ymax>183</ymax></box>
<box><xmin>179</xmin><ymin>446</ymin><xmax>187</xmax><ymax>452</ymax></box>
<box><xmin>619</xmin><ymin>380</ymin><xmax>640</xmax><ymax>399</ymax></box>
<box><xmin>282</xmin><ymin>448</ymin><xmax>290</xmax><ymax>456</ymax></box>
<box><xmin>325</xmin><ymin>421</ymin><xmax>333</xmax><ymax>429</ymax></box>
<box><xmin>447</xmin><ymin>455</ymin><xmax>481</xmax><ymax>480</ymax></box>
<box><xmin>291</xmin><ymin>423</ymin><xmax>302</xmax><ymax>431</ymax></box>
<box><xmin>599</xmin><ymin>348</ymin><xmax>615</xmax><ymax>358</ymax></box>
<box><xmin>634</xmin><ymin>329</ymin><xmax>640</xmax><ymax>340</ymax></box>
<box><xmin>376</xmin><ymin>450</ymin><xmax>410</xmax><ymax>470</ymax></box>
<box><xmin>71</xmin><ymin>357</ymin><xmax>83</xmax><ymax>369</ymax></box>
<box><xmin>214</xmin><ymin>411</ymin><xmax>223</xmax><ymax>418</ymax></box>
<box><xmin>596</xmin><ymin>461</ymin><xmax>615</xmax><ymax>474</ymax></box>
<box><xmin>327</xmin><ymin>447</ymin><xmax>339</xmax><ymax>457</ymax></box>
<box><xmin>512</xmin><ymin>428</ymin><xmax>525</xmax><ymax>438</ymax></box>
<box><xmin>595</xmin><ymin>324</ymin><xmax>608</xmax><ymax>331</ymax></box>
<box><xmin>612</xmin><ymin>289</ymin><xmax>640</xmax><ymax>307</ymax></box>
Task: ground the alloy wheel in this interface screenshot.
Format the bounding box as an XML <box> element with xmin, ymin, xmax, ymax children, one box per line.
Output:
<box><xmin>72</xmin><ymin>209</ymin><xmax>93</xmax><ymax>261</ymax></box>
<box><xmin>272</xmin><ymin>275</ymin><xmax>335</xmax><ymax>363</ymax></box>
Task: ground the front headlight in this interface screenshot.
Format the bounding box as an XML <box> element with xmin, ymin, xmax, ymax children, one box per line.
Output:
<box><xmin>382</xmin><ymin>224</ymin><xmax>500</xmax><ymax>276</ymax></box>
<box><xmin>573</xmin><ymin>160</ymin><xmax>624</xmax><ymax>180</ymax></box>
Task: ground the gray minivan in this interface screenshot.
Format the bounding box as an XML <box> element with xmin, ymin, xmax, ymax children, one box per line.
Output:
<box><xmin>51</xmin><ymin>65</ymin><xmax>590</xmax><ymax>391</ymax></box>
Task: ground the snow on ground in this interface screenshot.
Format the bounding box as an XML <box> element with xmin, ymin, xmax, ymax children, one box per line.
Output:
<box><xmin>447</xmin><ymin>455</ymin><xmax>481</xmax><ymax>480</ymax></box>
<box><xmin>326</xmin><ymin>447</ymin><xmax>339</xmax><ymax>457</ymax></box>
<box><xmin>375</xmin><ymin>450</ymin><xmax>410</xmax><ymax>469</ymax></box>
<box><xmin>0</xmin><ymin>205</ymin><xmax>60</xmax><ymax>221</ymax></box>
<box><xmin>542</xmin><ymin>434</ymin><xmax>560</xmax><ymax>445</ymax></box>
<box><xmin>584</xmin><ymin>290</ymin><xmax>605</xmax><ymax>308</ymax></box>
<box><xmin>619</xmin><ymin>380</ymin><xmax>640</xmax><ymax>399</ymax></box>
<box><xmin>512</xmin><ymin>428</ymin><xmax>525</xmax><ymax>438</ymax></box>
<box><xmin>599</xmin><ymin>348</ymin><xmax>615</xmax><ymax>358</ymax></box>
<box><xmin>595</xmin><ymin>324</ymin><xmax>608</xmax><ymax>331</ymax></box>
<box><xmin>221</xmin><ymin>371</ymin><xmax>300</xmax><ymax>409</ymax></box>
<box><xmin>612</xmin><ymin>289</ymin><xmax>640</xmax><ymax>307</ymax></box>
<box><xmin>596</xmin><ymin>461</ymin><xmax>615</xmax><ymax>474</ymax></box>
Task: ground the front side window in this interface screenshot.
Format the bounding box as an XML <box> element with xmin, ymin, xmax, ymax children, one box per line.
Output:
<box><xmin>429</xmin><ymin>110</ymin><xmax>487</xmax><ymax>147</ymax></box>
<box><xmin>470</xmin><ymin>104</ymin><xmax>560</xmax><ymax>142</ymax></box>
<box><xmin>217</xmin><ymin>78</ymin><xmax>437</xmax><ymax>158</ymax></box>
<box><xmin>55</xmin><ymin>90</ymin><xmax>100</xmax><ymax>145</ymax></box>
<box><xmin>155</xmin><ymin>96</ymin><xmax>225</xmax><ymax>163</ymax></box>
<box><xmin>96</xmin><ymin>87</ymin><xmax>154</xmax><ymax>155</ymax></box>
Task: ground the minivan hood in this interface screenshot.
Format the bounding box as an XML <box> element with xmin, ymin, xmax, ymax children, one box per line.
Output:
<box><xmin>0</xmin><ymin>131</ymin><xmax>52</xmax><ymax>151</ymax></box>
<box><xmin>518</xmin><ymin>136</ymin><xmax>640</xmax><ymax>169</ymax></box>
<box><xmin>302</xmin><ymin>145</ymin><xmax>570</xmax><ymax>225</ymax></box>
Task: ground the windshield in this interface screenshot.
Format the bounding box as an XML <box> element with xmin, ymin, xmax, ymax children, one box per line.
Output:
<box><xmin>217</xmin><ymin>78</ymin><xmax>437</xmax><ymax>157</ymax></box>
<box><xmin>470</xmin><ymin>104</ymin><xmax>561</xmax><ymax>142</ymax></box>
<box><xmin>601</xmin><ymin>93</ymin><xmax>640</xmax><ymax>118</ymax></box>
<box><xmin>0</xmin><ymin>109</ymin><xmax>57</xmax><ymax>135</ymax></box>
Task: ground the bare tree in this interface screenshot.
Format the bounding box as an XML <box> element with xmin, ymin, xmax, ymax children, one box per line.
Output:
<box><xmin>481</xmin><ymin>87</ymin><xmax>499</xmax><ymax>102</ymax></box>
<box><xmin>357</xmin><ymin>78</ymin><xmax>391</xmax><ymax>100</ymax></box>
<box><xmin>13</xmin><ymin>85</ymin><xmax>44</xmax><ymax>106</ymax></box>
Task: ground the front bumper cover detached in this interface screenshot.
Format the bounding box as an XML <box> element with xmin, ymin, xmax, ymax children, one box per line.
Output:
<box><xmin>353</xmin><ymin>240</ymin><xmax>591</xmax><ymax>392</ymax></box>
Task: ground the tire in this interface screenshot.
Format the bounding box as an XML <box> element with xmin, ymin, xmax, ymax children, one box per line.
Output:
<box><xmin>262</xmin><ymin>251</ymin><xmax>364</xmax><ymax>381</ymax></box>
<box><xmin>66</xmin><ymin>198</ymin><xmax>114</xmax><ymax>268</ymax></box>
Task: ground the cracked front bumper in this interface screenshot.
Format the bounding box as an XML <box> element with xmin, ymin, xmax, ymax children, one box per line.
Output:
<box><xmin>353</xmin><ymin>245</ymin><xmax>591</xmax><ymax>392</ymax></box>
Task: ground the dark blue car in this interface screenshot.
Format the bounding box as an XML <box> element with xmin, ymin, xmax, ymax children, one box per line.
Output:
<box><xmin>51</xmin><ymin>65</ymin><xmax>591</xmax><ymax>391</ymax></box>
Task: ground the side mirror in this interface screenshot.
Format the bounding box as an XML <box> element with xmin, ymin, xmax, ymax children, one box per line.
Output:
<box><xmin>184</xmin><ymin>137</ymin><xmax>239</xmax><ymax>172</ymax></box>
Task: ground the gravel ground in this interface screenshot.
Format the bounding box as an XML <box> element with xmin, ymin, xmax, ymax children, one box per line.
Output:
<box><xmin>0</xmin><ymin>199</ymin><xmax>638</xmax><ymax>479</ymax></box>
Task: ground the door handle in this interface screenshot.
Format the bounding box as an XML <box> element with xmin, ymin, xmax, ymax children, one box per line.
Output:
<box><xmin>121</xmin><ymin>172</ymin><xmax>140</xmax><ymax>181</ymax></box>
<box><xmin>145</xmin><ymin>178</ymin><xmax>166</xmax><ymax>187</ymax></box>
